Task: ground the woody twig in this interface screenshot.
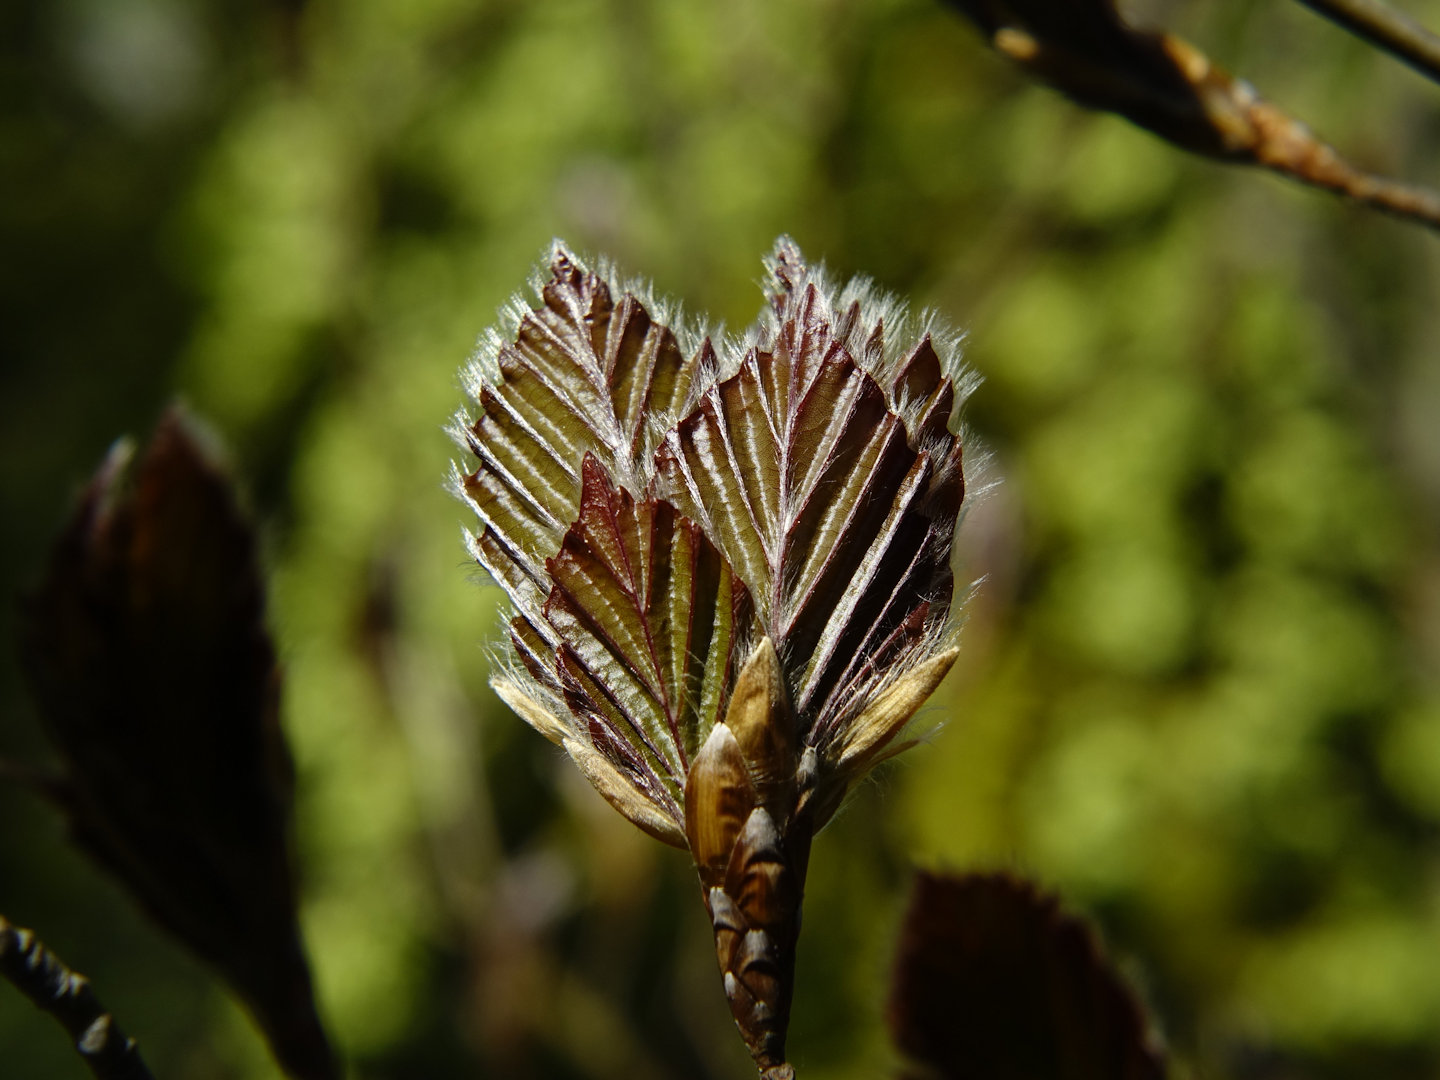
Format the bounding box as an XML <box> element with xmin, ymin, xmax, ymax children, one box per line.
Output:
<box><xmin>946</xmin><ymin>0</ymin><xmax>1440</xmax><ymax>232</ymax></box>
<box><xmin>0</xmin><ymin>915</ymin><xmax>155</xmax><ymax>1080</ymax></box>
<box><xmin>1296</xmin><ymin>0</ymin><xmax>1440</xmax><ymax>86</ymax></box>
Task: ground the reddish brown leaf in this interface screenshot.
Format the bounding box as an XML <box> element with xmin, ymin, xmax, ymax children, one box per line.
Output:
<box><xmin>655</xmin><ymin>242</ymin><xmax>966</xmax><ymax>747</ymax></box>
<box><xmin>456</xmin><ymin>243</ymin><xmax>713</xmax><ymax>628</ymax></box>
<box><xmin>18</xmin><ymin>408</ymin><xmax>336</xmax><ymax>1080</ymax></box>
<box><xmin>889</xmin><ymin>871</ymin><xmax>1166</xmax><ymax>1080</ymax></box>
<box><xmin>542</xmin><ymin>454</ymin><xmax>751</xmax><ymax>819</ymax></box>
<box><xmin>457</xmin><ymin>242</ymin><xmax>975</xmax><ymax>1080</ymax></box>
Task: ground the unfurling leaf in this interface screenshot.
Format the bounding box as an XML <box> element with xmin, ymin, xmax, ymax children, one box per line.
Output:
<box><xmin>454</xmin><ymin>239</ymin><xmax>974</xmax><ymax>1076</ymax></box>
<box><xmin>17</xmin><ymin>408</ymin><xmax>336</xmax><ymax>1080</ymax></box>
<box><xmin>457</xmin><ymin>244</ymin><xmax>712</xmax><ymax>631</ymax></box>
<box><xmin>888</xmin><ymin>871</ymin><xmax>1167</xmax><ymax>1080</ymax></box>
<box><xmin>548</xmin><ymin>452</ymin><xmax>749</xmax><ymax>841</ymax></box>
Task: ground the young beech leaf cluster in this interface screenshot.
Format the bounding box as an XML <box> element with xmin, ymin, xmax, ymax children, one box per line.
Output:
<box><xmin>452</xmin><ymin>238</ymin><xmax>975</xmax><ymax>1078</ymax></box>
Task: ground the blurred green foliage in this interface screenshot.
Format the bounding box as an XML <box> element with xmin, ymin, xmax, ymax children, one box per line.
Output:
<box><xmin>3</xmin><ymin>0</ymin><xmax>1440</xmax><ymax>1077</ymax></box>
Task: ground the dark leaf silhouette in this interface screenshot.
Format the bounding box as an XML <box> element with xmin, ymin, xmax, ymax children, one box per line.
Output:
<box><xmin>17</xmin><ymin>408</ymin><xmax>337</xmax><ymax>1080</ymax></box>
<box><xmin>888</xmin><ymin>871</ymin><xmax>1167</xmax><ymax>1080</ymax></box>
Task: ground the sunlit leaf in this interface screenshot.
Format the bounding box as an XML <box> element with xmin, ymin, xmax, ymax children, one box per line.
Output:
<box><xmin>455</xmin><ymin>240</ymin><xmax>974</xmax><ymax>1078</ymax></box>
<box><xmin>655</xmin><ymin>239</ymin><xmax>966</xmax><ymax>753</ymax></box>
<box><xmin>455</xmin><ymin>243</ymin><xmax>713</xmax><ymax>616</ymax></box>
<box><xmin>543</xmin><ymin>453</ymin><xmax>750</xmax><ymax>830</ymax></box>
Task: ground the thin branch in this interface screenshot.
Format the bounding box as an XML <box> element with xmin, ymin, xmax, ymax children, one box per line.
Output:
<box><xmin>1295</xmin><ymin>0</ymin><xmax>1440</xmax><ymax>86</ymax></box>
<box><xmin>943</xmin><ymin>0</ymin><xmax>1440</xmax><ymax>233</ymax></box>
<box><xmin>0</xmin><ymin>915</ymin><xmax>156</xmax><ymax>1080</ymax></box>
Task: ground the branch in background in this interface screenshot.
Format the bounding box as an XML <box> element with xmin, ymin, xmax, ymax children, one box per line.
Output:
<box><xmin>0</xmin><ymin>915</ymin><xmax>155</xmax><ymax>1080</ymax></box>
<box><xmin>942</xmin><ymin>0</ymin><xmax>1440</xmax><ymax>233</ymax></box>
<box><xmin>888</xmin><ymin>871</ymin><xmax>1166</xmax><ymax>1080</ymax></box>
<box><xmin>15</xmin><ymin>407</ymin><xmax>339</xmax><ymax>1080</ymax></box>
<box><xmin>1296</xmin><ymin>0</ymin><xmax>1440</xmax><ymax>86</ymax></box>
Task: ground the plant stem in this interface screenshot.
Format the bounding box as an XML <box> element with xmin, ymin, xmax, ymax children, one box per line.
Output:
<box><xmin>1295</xmin><ymin>0</ymin><xmax>1440</xmax><ymax>85</ymax></box>
<box><xmin>0</xmin><ymin>915</ymin><xmax>156</xmax><ymax>1080</ymax></box>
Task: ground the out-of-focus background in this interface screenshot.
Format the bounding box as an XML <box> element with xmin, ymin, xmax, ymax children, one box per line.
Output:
<box><xmin>3</xmin><ymin>0</ymin><xmax>1440</xmax><ymax>1076</ymax></box>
